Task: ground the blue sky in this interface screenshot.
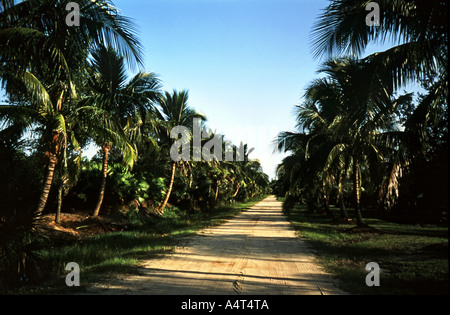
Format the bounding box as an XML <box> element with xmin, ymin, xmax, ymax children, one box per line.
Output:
<box><xmin>112</xmin><ymin>0</ymin><xmax>333</xmax><ymax>179</ymax></box>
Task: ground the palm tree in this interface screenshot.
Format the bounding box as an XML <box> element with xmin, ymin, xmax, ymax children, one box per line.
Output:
<box><xmin>277</xmin><ymin>128</ymin><xmax>334</xmax><ymax>214</ymax></box>
<box><xmin>311</xmin><ymin>0</ymin><xmax>447</xmax><ymax>146</ymax></box>
<box><xmin>278</xmin><ymin>57</ymin><xmax>412</xmax><ymax>226</ymax></box>
<box><xmin>78</xmin><ymin>46</ymin><xmax>161</xmax><ymax>217</ymax></box>
<box><xmin>318</xmin><ymin>58</ymin><xmax>414</xmax><ymax>224</ymax></box>
<box><xmin>310</xmin><ymin>0</ymin><xmax>446</xmax><ymax>81</ymax></box>
<box><xmin>0</xmin><ymin>0</ymin><xmax>144</xmax><ymax>216</ymax></box>
<box><xmin>233</xmin><ymin>144</ymin><xmax>267</xmax><ymax>200</ymax></box>
<box><xmin>154</xmin><ymin>90</ymin><xmax>206</xmax><ymax>214</ymax></box>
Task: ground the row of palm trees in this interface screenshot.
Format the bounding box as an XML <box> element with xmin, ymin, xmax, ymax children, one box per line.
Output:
<box><xmin>0</xmin><ymin>0</ymin><xmax>270</xmax><ymax>222</ymax></box>
<box><xmin>0</xmin><ymin>0</ymin><xmax>145</xmax><ymax>217</ymax></box>
<box><xmin>275</xmin><ymin>0</ymin><xmax>447</xmax><ymax>226</ymax></box>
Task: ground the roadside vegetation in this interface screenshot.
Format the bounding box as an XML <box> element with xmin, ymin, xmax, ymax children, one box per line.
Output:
<box><xmin>272</xmin><ymin>0</ymin><xmax>448</xmax><ymax>295</ymax></box>
<box><xmin>284</xmin><ymin>202</ymin><xmax>448</xmax><ymax>295</ymax></box>
<box><xmin>0</xmin><ymin>0</ymin><xmax>447</xmax><ymax>295</ymax></box>
<box><xmin>274</xmin><ymin>0</ymin><xmax>447</xmax><ymax>227</ymax></box>
<box><xmin>0</xmin><ymin>0</ymin><xmax>269</xmax><ymax>292</ymax></box>
<box><xmin>3</xmin><ymin>197</ymin><xmax>264</xmax><ymax>294</ymax></box>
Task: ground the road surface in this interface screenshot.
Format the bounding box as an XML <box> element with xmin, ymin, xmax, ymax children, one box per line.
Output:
<box><xmin>86</xmin><ymin>196</ymin><xmax>346</xmax><ymax>295</ymax></box>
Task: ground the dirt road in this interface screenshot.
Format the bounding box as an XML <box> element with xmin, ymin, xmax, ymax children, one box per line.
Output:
<box><xmin>86</xmin><ymin>196</ymin><xmax>346</xmax><ymax>295</ymax></box>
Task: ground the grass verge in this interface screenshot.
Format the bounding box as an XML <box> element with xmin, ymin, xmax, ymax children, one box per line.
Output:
<box><xmin>285</xmin><ymin>204</ymin><xmax>449</xmax><ymax>295</ymax></box>
<box><xmin>17</xmin><ymin>198</ymin><xmax>264</xmax><ymax>294</ymax></box>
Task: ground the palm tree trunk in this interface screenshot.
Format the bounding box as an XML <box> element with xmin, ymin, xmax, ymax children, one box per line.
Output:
<box><xmin>322</xmin><ymin>179</ymin><xmax>332</xmax><ymax>216</ymax></box>
<box><xmin>338</xmin><ymin>173</ymin><xmax>349</xmax><ymax>218</ymax></box>
<box><xmin>323</xmin><ymin>194</ymin><xmax>332</xmax><ymax>216</ymax></box>
<box><xmin>36</xmin><ymin>153</ymin><xmax>58</xmax><ymax>217</ymax></box>
<box><xmin>93</xmin><ymin>145</ymin><xmax>110</xmax><ymax>217</ymax></box>
<box><xmin>214</xmin><ymin>182</ymin><xmax>220</xmax><ymax>201</ymax></box>
<box><xmin>55</xmin><ymin>183</ymin><xmax>63</xmax><ymax>223</ymax></box>
<box><xmin>353</xmin><ymin>157</ymin><xmax>366</xmax><ymax>226</ymax></box>
<box><xmin>158</xmin><ymin>162</ymin><xmax>176</xmax><ymax>214</ymax></box>
<box><xmin>232</xmin><ymin>182</ymin><xmax>240</xmax><ymax>198</ymax></box>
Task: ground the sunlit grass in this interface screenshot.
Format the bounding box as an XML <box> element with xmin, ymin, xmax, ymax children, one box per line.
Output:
<box><xmin>30</xmin><ymin>198</ymin><xmax>263</xmax><ymax>294</ymax></box>
<box><xmin>286</xmin><ymin>204</ymin><xmax>449</xmax><ymax>295</ymax></box>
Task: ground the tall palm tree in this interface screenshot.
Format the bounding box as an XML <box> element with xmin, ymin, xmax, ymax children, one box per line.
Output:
<box><xmin>232</xmin><ymin>144</ymin><xmax>265</xmax><ymax>200</ymax></box>
<box><xmin>154</xmin><ymin>90</ymin><xmax>206</xmax><ymax>214</ymax></box>
<box><xmin>277</xmin><ymin>127</ymin><xmax>335</xmax><ymax>215</ymax></box>
<box><xmin>278</xmin><ymin>57</ymin><xmax>412</xmax><ymax>226</ymax></box>
<box><xmin>311</xmin><ymin>0</ymin><xmax>447</xmax><ymax>144</ymax></box>
<box><xmin>316</xmin><ymin>58</ymin><xmax>413</xmax><ymax>224</ymax></box>
<box><xmin>78</xmin><ymin>46</ymin><xmax>161</xmax><ymax>217</ymax></box>
<box><xmin>0</xmin><ymin>0</ymin><xmax>144</xmax><ymax>216</ymax></box>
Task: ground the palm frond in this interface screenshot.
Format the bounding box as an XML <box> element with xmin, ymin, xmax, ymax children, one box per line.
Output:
<box><xmin>310</xmin><ymin>0</ymin><xmax>447</xmax><ymax>60</ymax></box>
<box><xmin>78</xmin><ymin>0</ymin><xmax>144</xmax><ymax>70</ymax></box>
<box><xmin>324</xmin><ymin>143</ymin><xmax>348</xmax><ymax>171</ymax></box>
<box><xmin>0</xmin><ymin>104</ymin><xmax>39</xmax><ymax>128</ymax></box>
<box><xmin>0</xmin><ymin>64</ymin><xmax>54</xmax><ymax>114</ymax></box>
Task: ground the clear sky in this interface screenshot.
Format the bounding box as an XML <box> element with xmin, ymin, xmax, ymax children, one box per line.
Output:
<box><xmin>112</xmin><ymin>0</ymin><xmax>332</xmax><ymax>180</ymax></box>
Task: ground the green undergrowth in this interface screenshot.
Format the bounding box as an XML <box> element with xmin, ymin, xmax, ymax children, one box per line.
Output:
<box><xmin>286</xmin><ymin>204</ymin><xmax>449</xmax><ymax>295</ymax></box>
<box><xmin>17</xmin><ymin>198</ymin><xmax>264</xmax><ymax>294</ymax></box>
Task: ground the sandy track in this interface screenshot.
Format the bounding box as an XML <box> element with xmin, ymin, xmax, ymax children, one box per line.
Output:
<box><xmin>86</xmin><ymin>196</ymin><xmax>346</xmax><ymax>295</ymax></box>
